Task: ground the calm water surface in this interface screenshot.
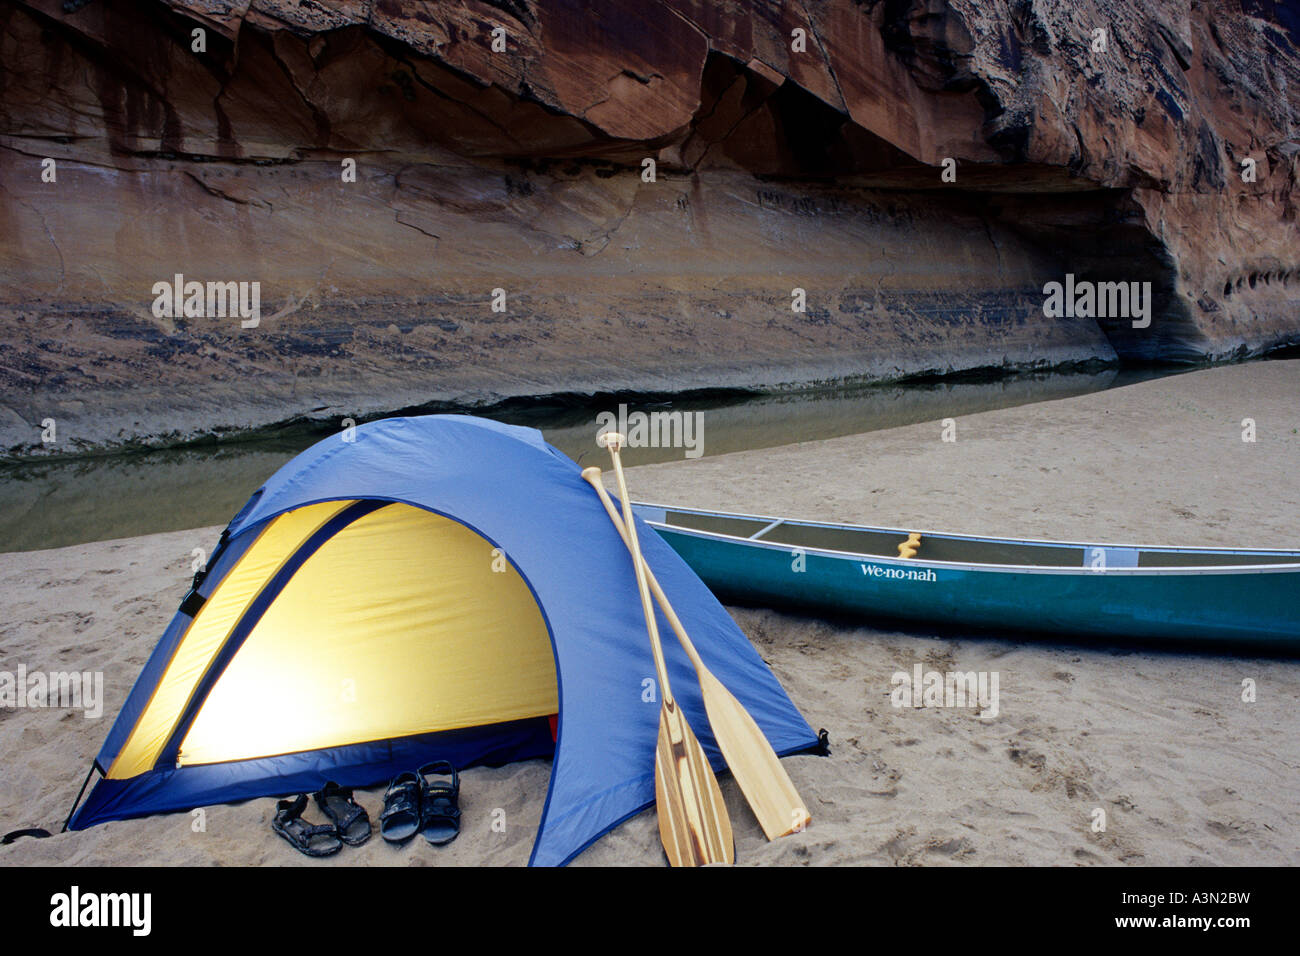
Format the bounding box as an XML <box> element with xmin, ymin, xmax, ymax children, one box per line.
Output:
<box><xmin>0</xmin><ymin>367</ymin><xmax>1175</xmax><ymax>552</ymax></box>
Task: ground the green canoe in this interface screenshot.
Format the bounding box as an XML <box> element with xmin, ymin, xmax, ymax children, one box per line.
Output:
<box><xmin>636</xmin><ymin>503</ymin><xmax>1300</xmax><ymax>647</ymax></box>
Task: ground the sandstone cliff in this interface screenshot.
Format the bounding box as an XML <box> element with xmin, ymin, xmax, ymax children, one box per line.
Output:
<box><xmin>1</xmin><ymin>0</ymin><xmax>1297</xmax><ymax>458</ymax></box>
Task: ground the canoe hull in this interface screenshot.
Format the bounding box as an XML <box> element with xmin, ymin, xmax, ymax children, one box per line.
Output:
<box><xmin>649</xmin><ymin>523</ymin><xmax>1300</xmax><ymax>647</ymax></box>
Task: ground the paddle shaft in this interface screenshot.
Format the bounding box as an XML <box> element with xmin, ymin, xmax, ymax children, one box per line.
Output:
<box><xmin>603</xmin><ymin>442</ymin><xmax>676</xmax><ymax>704</ymax></box>
<box><xmin>580</xmin><ymin>471</ymin><xmax>704</xmax><ymax>670</ymax></box>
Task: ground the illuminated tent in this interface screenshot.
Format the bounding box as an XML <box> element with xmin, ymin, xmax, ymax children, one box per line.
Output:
<box><xmin>67</xmin><ymin>415</ymin><xmax>817</xmax><ymax>865</ymax></box>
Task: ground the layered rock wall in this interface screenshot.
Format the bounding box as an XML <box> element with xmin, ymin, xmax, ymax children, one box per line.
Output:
<box><xmin>1</xmin><ymin>0</ymin><xmax>1297</xmax><ymax>457</ymax></box>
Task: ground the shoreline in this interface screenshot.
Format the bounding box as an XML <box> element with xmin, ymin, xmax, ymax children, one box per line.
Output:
<box><xmin>1</xmin><ymin>353</ymin><xmax>1131</xmax><ymax>465</ymax></box>
<box><xmin>0</xmin><ymin>364</ymin><xmax>1158</xmax><ymax>552</ymax></box>
<box><xmin>7</xmin><ymin>346</ymin><xmax>1297</xmax><ymax>467</ymax></box>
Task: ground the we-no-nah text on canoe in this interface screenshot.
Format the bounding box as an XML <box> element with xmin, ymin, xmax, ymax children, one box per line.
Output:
<box><xmin>860</xmin><ymin>564</ymin><xmax>937</xmax><ymax>582</ymax></box>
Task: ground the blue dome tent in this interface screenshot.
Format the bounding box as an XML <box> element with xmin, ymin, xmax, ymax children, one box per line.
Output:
<box><xmin>67</xmin><ymin>415</ymin><xmax>817</xmax><ymax>865</ymax></box>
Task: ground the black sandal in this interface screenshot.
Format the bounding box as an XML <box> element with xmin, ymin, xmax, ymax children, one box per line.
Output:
<box><xmin>313</xmin><ymin>782</ymin><xmax>371</xmax><ymax>847</ymax></box>
<box><xmin>417</xmin><ymin>761</ymin><xmax>461</xmax><ymax>846</ymax></box>
<box><xmin>272</xmin><ymin>794</ymin><xmax>342</xmax><ymax>858</ymax></box>
<box><xmin>380</xmin><ymin>771</ymin><xmax>422</xmax><ymax>844</ymax></box>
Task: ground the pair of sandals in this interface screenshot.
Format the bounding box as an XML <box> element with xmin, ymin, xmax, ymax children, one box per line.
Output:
<box><xmin>272</xmin><ymin>782</ymin><xmax>371</xmax><ymax>858</ymax></box>
<box><xmin>380</xmin><ymin>761</ymin><xmax>461</xmax><ymax>846</ymax></box>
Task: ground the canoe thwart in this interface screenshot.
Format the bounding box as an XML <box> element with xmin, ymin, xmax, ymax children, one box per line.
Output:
<box><xmin>749</xmin><ymin>519</ymin><xmax>784</xmax><ymax>540</ymax></box>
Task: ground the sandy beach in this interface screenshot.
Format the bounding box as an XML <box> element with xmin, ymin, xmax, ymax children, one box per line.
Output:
<box><xmin>2</xmin><ymin>360</ymin><xmax>1297</xmax><ymax>866</ymax></box>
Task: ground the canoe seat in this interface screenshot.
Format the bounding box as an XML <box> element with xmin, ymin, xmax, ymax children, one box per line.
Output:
<box><xmin>897</xmin><ymin>532</ymin><xmax>921</xmax><ymax>559</ymax></box>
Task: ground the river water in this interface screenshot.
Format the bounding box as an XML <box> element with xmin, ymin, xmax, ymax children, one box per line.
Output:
<box><xmin>0</xmin><ymin>366</ymin><xmax>1176</xmax><ymax>552</ymax></box>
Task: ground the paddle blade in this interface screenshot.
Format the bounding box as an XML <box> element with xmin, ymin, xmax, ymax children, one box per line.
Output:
<box><xmin>698</xmin><ymin>668</ymin><xmax>810</xmax><ymax>840</ymax></box>
<box><xmin>655</xmin><ymin>700</ymin><xmax>735</xmax><ymax>866</ymax></box>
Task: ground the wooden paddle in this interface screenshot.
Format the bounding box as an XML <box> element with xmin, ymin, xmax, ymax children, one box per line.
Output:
<box><xmin>596</xmin><ymin>432</ymin><xmax>734</xmax><ymax>866</ymax></box>
<box><xmin>582</xmin><ymin>465</ymin><xmax>811</xmax><ymax>841</ymax></box>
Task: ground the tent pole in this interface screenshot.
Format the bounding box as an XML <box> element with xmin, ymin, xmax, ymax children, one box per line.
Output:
<box><xmin>62</xmin><ymin>763</ymin><xmax>100</xmax><ymax>833</ymax></box>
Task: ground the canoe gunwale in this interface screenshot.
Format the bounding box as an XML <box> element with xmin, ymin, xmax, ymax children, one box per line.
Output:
<box><xmin>634</xmin><ymin>502</ymin><xmax>1300</xmax><ymax>576</ymax></box>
